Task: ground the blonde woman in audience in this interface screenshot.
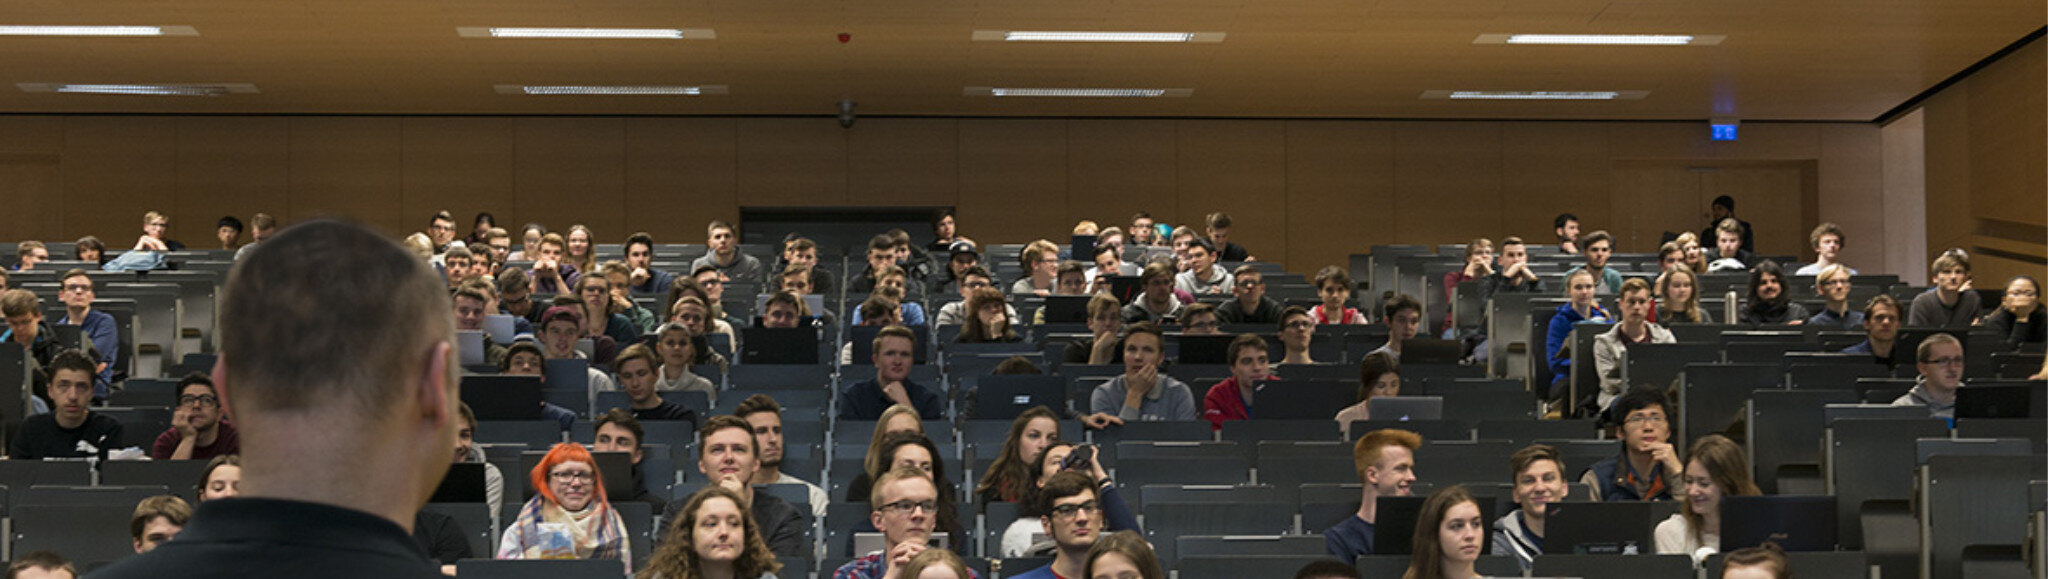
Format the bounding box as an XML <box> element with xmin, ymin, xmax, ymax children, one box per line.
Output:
<box><xmin>575</xmin><ymin>271</ymin><xmax>641</xmax><ymax>347</ymax></box>
<box><xmin>1311</xmin><ymin>266</ymin><xmax>1369</xmax><ymax>325</ymax></box>
<box><xmin>897</xmin><ymin>546</ymin><xmax>972</xmax><ymax>579</ymax></box>
<box><xmin>510</xmin><ymin>223</ymin><xmax>546</xmax><ymax>261</ymax></box>
<box><xmin>1674</xmin><ymin>232</ymin><xmax>1709</xmax><ymax>274</ymax></box>
<box><xmin>1655</xmin><ymin>267</ymin><xmax>1707</xmax><ymax>325</ymax></box>
<box><xmin>653</xmin><ymin>322</ymin><xmax>719</xmax><ymax>404</ymax></box>
<box><xmin>499</xmin><ymin>442</ymin><xmax>631</xmax><ymax>570</ymax></box>
<box><xmin>1654</xmin><ymin>435</ymin><xmax>1760</xmax><ymax>566</ymax></box>
<box><xmin>565</xmin><ymin>224</ymin><xmax>597</xmax><ymax>275</ymax></box>
<box><xmin>196</xmin><ymin>454</ymin><xmax>241</xmax><ymax>502</ymax></box>
<box><xmin>637</xmin><ymin>486</ymin><xmax>782</xmax><ymax>579</ymax></box>
<box><xmin>842</xmin><ymin>405</ymin><xmax>926</xmax><ymax>502</ymax></box>
<box><xmin>1334</xmin><ymin>351</ymin><xmax>1400</xmax><ymax>435</ymax></box>
<box><xmin>1084</xmin><ymin>531</ymin><xmax>1163</xmax><ymax>579</ymax></box>
<box><xmin>1402</xmin><ymin>485</ymin><xmax>1486</xmax><ymax>579</ymax></box>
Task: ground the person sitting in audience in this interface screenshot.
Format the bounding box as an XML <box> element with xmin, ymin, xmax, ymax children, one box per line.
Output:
<box><xmin>1122</xmin><ymin>263</ymin><xmax>1184</xmax><ymax>324</ymax></box>
<box><xmin>1093</xmin><ymin>226</ymin><xmax>1129</xmax><ymax>264</ymax></box>
<box><xmin>1279</xmin><ymin>306</ymin><xmax>1318</xmax><ymax>365</ymax></box>
<box><xmin>426</xmin><ymin>211</ymin><xmax>459</xmax><ymax>256</ymax></box>
<box><xmin>1655</xmin><ymin>435</ymin><xmax>1760</xmax><ymax>566</ymax></box>
<box><xmin>464</xmin><ymin>212</ymin><xmax>495</xmax><ymax>246</ymax></box>
<box><xmin>1492</xmin><ymin>444</ymin><xmax>1565</xmax><ymax>571</ymax></box>
<box><xmin>1794</xmin><ymin>222</ymin><xmax>1855</xmax><ymax>276</ymax></box>
<box><xmin>1656</xmin><ymin>267</ymin><xmax>1709</xmax><ymax>325</ymax></box>
<box><xmin>1739</xmin><ymin>260</ymin><xmax>1808</xmax><ymax>325</ymax></box>
<box><xmin>1090</xmin><ymin>322</ymin><xmax>1195</xmax><ymax>421</ymax></box>
<box><xmin>9</xmin><ymin>351</ymin><xmax>119</xmax><ymax>460</ymax></box>
<box><xmin>442</xmin><ymin>244</ymin><xmax>478</xmax><ymax>287</ymax></box>
<box><xmin>1065</xmin><ymin>293</ymin><xmax>1126</xmax><ymax>366</ymax></box>
<box><xmin>842</xmin><ymin>294</ymin><xmax>903</xmax><ymax>365</ymax></box>
<box><xmin>454</xmin><ymin>404</ymin><xmax>506</xmax><ymax>523</ymax></box>
<box><xmin>643</xmin><ymin>486</ymin><xmax>784</xmax><ymax>579</ymax></box>
<box><xmin>1167</xmin><ymin>226</ymin><xmax>1197</xmax><ymax>267</ymax></box>
<box><xmin>13</xmin><ymin>240</ymin><xmax>47</xmax><ymax>271</ymax></box>
<box><xmin>611</xmin><ymin>344</ymin><xmax>698</xmax><ymax>423</ymax></box>
<box><xmin>834</xmin><ymin>464</ymin><xmax>977</xmax><ymax>579</ymax></box>
<box><xmin>453</xmin><ymin>282</ymin><xmax>511</xmax><ymax>366</ymax></box>
<box><xmin>75</xmin><ymin>235</ymin><xmax>107</xmax><ymax>265</ymax></box>
<box><xmin>859</xmin><ymin>433</ymin><xmax>968</xmax><ymax>554</ymax></box>
<box><xmin>1000</xmin><ymin>442</ymin><xmax>1138</xmax><ymax>557</ymax></box>
<box><xmin>574</xmin><ymin>272</ymin><xmax>640</xmax><ymax>347</ymax></box>
<box><xmin>844</xmin><ymin>405</ymin><xmax>927</xmax><ymax>502</ymax></box>
<box><xmin>1179</xmin><ymin>302</ymin><xmax>1222</xmax><ymax>335</ymax></box>
<box><xmin>850</xmin><ymin>266</ymin><xmax>929</xmax><ymax>327</ymax></box>
<box><xmin>55</xmin><ymin>269</ymin><xmax>117</xmax><ymax>398</ymax></box>
<box><xmin>1311</xmin><ymin>266</ymin><xmax>1368</xmax><ymax>324</ymax></box>
<box><xmin>669</xmin><ymin>292</ymin><xmax>738</xmax><ymax>347</ymax></box>
<box><xmin>1702</xmin><ymin>196</ymin><xmax>1755</xmax><ymax>254</ymax></box>
<box><xmin>153</xmin><ymin>372</ymin><xmax>240</xmax><ymax>460</ymax></box>
<box><xmin>779</xmin><ymin>236</ymin><xmax>834</xmax><ymax>296</ymax></box>
<box><xmin>1569</xmin><ymin>231</ymin><xmax>1624</xmax><ymax>294</ymax></box>
<box><xmin>930</xmin><ymin>240</ymin><xmax>987</xmax><ymax>297</ymax></box>
<box><xmin>1405</xmin><ymin>485</ymin><xmax>1486</xmax><ymax>579</ymax></box>
<box><xmin>1334</xmin><ymin>351</ymin><xmax>1400</xmax><ymax>434</ymax></box>
<box><xmin>1054</xmin><ymin>260</ymin><xmax>1089</xmax><ymax>298</ymax></box>
<box><xmin>1294</xmin><ymin>560</ymin><xmax>1361</xmax><ymax>579</ymax></box>
<box><xmin>1010</xmin><ymin>471</ymin><xmax>1110</xmax><ymax>579</ymax></box>
<box><xmin>1545</xmin><ymin>270</ymin><xmax>1611</xmax><ymax>405</ymax></box>
<box><xmin>841</xmin><ymin>325</ymin><xmax>944</xmax><ymax>420</ymax></box>
<box><xmin>1657</xmin><ymin>242</ymin><xmax>1685</xmax><ymax>272</ymax></box>
<box><xmin>849</xmin><ymin>235</ymin><xmax>897</xmax><ymax>294</ymax></box>
<box><xmin>1326</xmin><ymin>428</ymin><xmax>1421</xmax><ymax>563</ymax></box>
<box><xmin>976</xmin><ymin>406</ymin><xmax>1063</xmax><ymax>505</ymax></box>
<box><xmin>1895</xmin><ymin>333</ymin><xmax>1966</xmax><ymax>418</ymax></box>
<box><xmin>497</xmin><ymin>268</ymin><xmax>547</xmax><ymax>327</ymax></box>
<box><xmin>1582</xmin><ymin>387</ymin><xmax>1681</xmax><ymax>502</ymax></box>
<box><xmin>1805</xmin><ymin>265</ymin><xmax>1863</xmax><ymax>328</ymax></box>
<box><xmin>958</xmin><ymin>287</ymin><xmax>1022</xmax><ymax>344</ymax></box>
<box><xmin>197</xmin><ymin>455</ymin><xmax>241</xmax><ymax>502</ymax></box>
<box><xmin>131</xmin><ymin>494</ymin><xmax>191</xmax><ymax>554</ymax></box>
<box><xmin>1842</xmin><ymin>295</ymin><xmax>1904</xmax><ymax>367</ymax></box>
<box><xmin>1554</xmin><ymin>213</ymin><xmax>1581</xmax><ymax>255</ymax></box>
<box><xmin>134</xmin><ymin>210</ymin><xmax>186</xmax><ymax>252</ymax></box>
<box><xmin>1483</xmin><ymin>237</ymin><xmax>1545</xmax><ymax>302</ymax></box>
<box><xmin>1206</xmin><ymin>212</ymin><xmax>1251</xmax><ymax>262</ymax></box>
<box><xmin>653</xmin><ymin>322</ymin><xmax>719</xmax><ymax>405</ymax></box>
<box><xmin>1979</xmin><ymin>275</ymin><xmax>2044</xmax><ymax>350</ymax></box>
<box><xmin>1218</xmin><ymin>265</ymin><xmax>1284</xmax><ymax>325</ymax></box>
<box><xmin>760</xmin><ymin>290</ymin><xmax>809</xmax><ymax>329</ymax></box>
<box><xmin>1595</xmin><ymin>279</ymin><xmax>1675</xmax><ymax>412</ymax></box>
<box><xmin>234</xmin><ymin>213</ymin><xmax>280</xmax><ymax>261</ymax></box>
<box><xmin>1707</xmin><ymin>219</ymin><xmax>1754</xmax><ymax>273</ymax></box>
<box><xmin>735</xmin><ymin>394</ymin><xmax>830</xmax><ymax>518</ymax></box>
<box><xmin>621</xmin><ymin>232</ymin><xmax>676</xmax><ymax>295</ymax></box>
<box><xmin>1087</xmin><ymin>245</ymin><xmax>1140</xmax><ymax>291</ymax></box>
<box><xmin>1128</xmin><ymin>212</ymin><xmax>1158</xmax><ymax>247</ymax></box>
<box><xmin>1013</xmin><ymin>240</ymin><xmax>1060</xmax><ymax>297</ymax></box>
<box><xmin>899</xmin><ymin>548</ymin><xmax>974</xmax><ymax>579</ymax></box>
<box><xmin>1441</xmin><ymin>239</ymin><xmax>1494</xmax><ymax>335</ymax></box>
<box><xmin>8</xmin><ymin>551</ymin><xmax>76</xmax><ymax>579</ymax></box>
<box><xmin>690</xmin><ymin>221</ymin><xmax>763</xmax><ymax>283</ymax></box>
<box><xmin>1174</xmin><ymin>238</ymin><xmax>1234</xmax><ymax>295</ymax></box>
<box><xmin>1085</xmin><ymin>531</ymin><xmax>1162</xmax><ymax>579</ymax></box>
<box><xmin>1673</xmin><ymin>232</ymin><xmax>1708</xmax><ymax>274</ymax></box>
<box><xmin>1202</xmin><ymin>334</ymin><xmax>1276</xmax><ymax>430</ymax></box>
<box><xmin>2</xmin><ymin>288</ymin><xmax>64</xmax><ymax>406</ymax></box>
<box><xmin>528</xmin><ymin>232</ymin><xmax>579</xmax><ymax>294</ymax></box>
<box><xmin>538</xmin><ymin>306</ymin><xmax>619</xmax><ymax>391</ymax></box>
<box><xmin>1373</xmin><ymin>294</ymin><xmax>1423</xmax><ymax>360</ymax></box>
<box><xmin>499</xmin><ymin>443</ymin><xmax>632</xmax><ymax>569</ymax></box>
<box><xmin>1719</xmin><ymin>543</ymin><xmax>1791</xmax><ymax>579</ymax></box>
<box><xmin>656</xmin><ymin>416</ymin><xmax>806</xmax><ymax>558</ymax></box>
<box><xmin>508</xmin><ymin>223</ymin><xmax>543</xmax><ymax>261</ymax></box>
<box><xmin>503</xmin><ymin>340</ymin><xmax>586</xmax><ymax>431</ymax></box>
<box><xmin>935</xmin><ymin>266</ymin><xmax>1015</xmax><ymax>327</ymax></box>
<box><xmin>598</xmin><ymin>262</ymin><xmax>659</xmax><ymax>334</ymax></box>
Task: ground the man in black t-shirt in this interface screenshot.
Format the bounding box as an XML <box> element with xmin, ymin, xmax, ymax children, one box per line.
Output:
<box><xmin>9</xmin><ymin>351</ymin><xmax>120</xmax><ymax>460</ymax></box>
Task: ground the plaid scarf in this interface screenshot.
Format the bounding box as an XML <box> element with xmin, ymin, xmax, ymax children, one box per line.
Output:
<box><xmin>505</xmin><ymin>495</ymin><xmax>630</xmax><ymax>571</ymax></box>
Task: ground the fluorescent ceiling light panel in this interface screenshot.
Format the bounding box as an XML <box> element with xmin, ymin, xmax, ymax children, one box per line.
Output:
<box><xmin>1421</xmin><ymin>90</ymin><xmax>1649</xmax><ymax>100</ymax></box>
<box><xmin>458</xmin><ymin>27</ymin><xmax>714</xmax><ymax>39</ymax></box>
<box><xmin>0</xmin><ymin>25</ymin><xmax>197</xmax><ymax>37</ymax></box>
<box><xmin>17</xmin><ymin>83</ymin><xmax>255</xmax><ymax>96</ymax></box>
<box><xmin>1474</xmin><ymin>33</ymin><xmax>1724</xmax><ymax>46</ymax></box>
<box><xmin>971</xmin><ymin>30</ymin><xmax>1224</xmax><ymax>43</ymax></box>
<box><xmin>494</xmin><ymin>84</ymin><xmax>728</xmax><ymax>95</ymax></box>
<box><xmin>965</xmin><ymin>87</ymin><xmax>1192</xmax><ymax>98</ymax></box>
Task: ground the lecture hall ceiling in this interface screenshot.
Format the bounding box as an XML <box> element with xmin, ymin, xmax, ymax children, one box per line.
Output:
<box><xmin>0</xmin><ymin>0</ymin><xmax>2039</xmax><ymax>120</ymax></box>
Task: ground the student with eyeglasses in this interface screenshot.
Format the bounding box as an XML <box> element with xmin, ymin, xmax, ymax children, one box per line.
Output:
<box><xmin>151</xmin><ymin>372</ymin><xmax>240</xmax><ymax>460</ymax></box>
<box><xmin>55</xmin><ymin>269</ymin><xmax>118</xmax><ymax>399</ymax></box>
<box><xmin>498</xmin><ymin>442</ymin><xmax>632</xmax><ymax>569</ymax></box>
<box><xmin>1010</xmin><ymin>471</ymin><xmax>1108</xmax><ymax>579</ymax></box>
<box><xmin>1894</xmin><ymin>333</ymin><xmax>1967</xmax><ymax>419</ymax></box>
<box><xmin>833</xmin><ymin>465</ymin><xmax>979</xmax><ymax>579</ymax></box>
<box><xmin>1580</xmin><ymin>387</ymin><xmax>1682</xmax><ymax>502</ymax></box>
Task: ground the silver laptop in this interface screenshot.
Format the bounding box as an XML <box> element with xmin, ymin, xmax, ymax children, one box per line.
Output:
<box><xmin>457</xmin><ymin>331</ymin><xmax>486</xmax><ymax>366</ymax></box>
<box><xmin>852</xmin><ymin>532</ymin><xmax>950</xmax><ymax>556</ymax></box>
<box><xmin>483</xmin><ymin>314</ymin><xmax>517</xmax><ymax>345</ymax></box>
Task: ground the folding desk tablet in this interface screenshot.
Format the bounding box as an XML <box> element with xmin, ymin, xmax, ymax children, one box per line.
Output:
<box><xmin>1719</xmin><ymin>495</ymin><xmax>1837</xmax><ymax>552</ymax></box>
<box><xmin>969</xmin><ymin>374</ymin><xmax>1068</xmax><ymax>420</ymax></box>
<box><xmin>1250</xmin><ymin>379</ymin><xmax>1357</xmax><ymax>420</ymax></box>
<box><xmin>1955</xmin><ymin>381</ymin><xmax>2045</xmax><ymax>418</ymax></box>
<box><xmin>1173</xmin><ymin>334</ymin><xmax>1236</xmax><ymax>365</ymax></box>
<box><xmin>457</xmin><ymin>330</ymin><xmax>486</xmax><ymax>366</ymax></box>
<box><xmin>1543</xmin><ymin>501</ymin><xmax>1661</xmax><ymax>555</ymax></box>
<box><xmin>740</xmin><ymin>327</ymin><xmax>821</xmax><ymax>365</ymax></box>
<box><xmin>483</xmin><ymin>314</ymin><xmax>517</xmax><ymax>344</ymax></box>
<box><xmin>1398</xmin><ymin>338</ymin><xmax>1464</xmax><ymax>364</ymax></box>
<box><xmin>459</xmin><ymin>375</ymin><xmax>544</xmax><ymax>421</ymax></box>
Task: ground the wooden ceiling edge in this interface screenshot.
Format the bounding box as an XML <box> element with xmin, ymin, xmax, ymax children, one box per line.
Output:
<box><xmin>1873</xmin><ymin>26</ymin><xmax>2047</xmax><ymax>126</ymax></box>
<box><xmin>0</xmin><ymin>110</ymin><xmax>1888</xmax><ymax>124</ymax></box>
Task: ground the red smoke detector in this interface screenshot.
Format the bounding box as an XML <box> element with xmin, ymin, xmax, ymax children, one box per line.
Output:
<box><xmin>838</xmin><ymin>33</ymin><xmax>851</xmax><ymax>43</ymax></box>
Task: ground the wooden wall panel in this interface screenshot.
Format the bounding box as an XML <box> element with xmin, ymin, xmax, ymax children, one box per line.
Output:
<box><xmin>1502</xmin><ymin>123</ymin><xmax>1612</xmax><ymax>248</ymax></box>
<box><xmin>1391</xmin><ymin>121</ymin><xmax>1502</xmax><ymax>245</ymax></box>
<box><xmin>1283</xmin><ymin>121</ymin><xmax>1394</xmax><ymax>274</ymax></box>
<box><xmin>847</xmin><ymin>119</ymin><xmax>959</xmax><ymax>207</ymax></box>
<box><xmin>735</xmin><ymin>118</ymin><xmax>847</xmax><ymax>206</ymax></box>
<box><xmin>1920</xmin><ymin>85</ymin><xmax>1976</xmax><ymax>260</ymax></box>
<box><xmin>63</xmin><ymin>118</ymin><xmax>178</xmax><ymax>245</ymax></box>
<box><xmin>957</xmin><ymin>120</ymin><xmax>1069</xmax><ymax>246</ymax></box>
<box><xmin>0</xmin><ymin>155</ymin><xmax>62</xmax><ymax>245</ymax></box>
<box><xmin>1608</xmin><ymin>163</ymin><xmax>1704</xmax><ymax>254</ymax></box>
<box><xmin>1817</xmin><ymin>124</ymin><xmax>1887</xmax><ymax>270</ymax></box>
<box><xmin>1176</xmin><ymin>120</ymin><xmax>1288</xmax><ymax>262</ymax></box>
<box><xmin>0</xmin><ymin>117</ymin><xmax>63</xmax><ymax>156</ymax></box>
<box><xmin>1067</xmin><ymin>120</ymin><xmax>1177</xmax><ymax>228</ymax></box>
<box><xmin>288</xmin><ymin>117</ymin><xmax>404</xmax><ymax>235</ymax></box>
<box><xmin>1879</xmin><ymin>110</ymin><xmax>1929</xmax><ymax>284</ymax></box>
<box><xmin>513</xmin><ymin>118</ymin><xmax>628</xmax><ymax>239</ymax></box>
<box><xmin>176</xmin><ymin>117</ymin><xmax>290</xmax><ymax>250</ymax></box>
<box><xmin>401</xmin><ymin>118</ymin><xmax>514</xmax><ymax>237</ymax></box>
<box><xmin>624</xmin><ymin>118</ymin><xmax>738</xmax><ymax>242</ymax></box>
<box><xmin>1965</xmin><ymin>38</ymin><xmax>2046</xmax><ymax>228</ymax></box>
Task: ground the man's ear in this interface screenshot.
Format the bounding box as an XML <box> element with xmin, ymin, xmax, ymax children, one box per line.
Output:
<box><xmin>1041</xmin><ymin>514</ymin><xmax>1054</xmax><ymax>537</ymax></box>
<box><xmin>418</xmin><ymin>341</ymin><xmax>454</xmax><ymax>422</ymax></box>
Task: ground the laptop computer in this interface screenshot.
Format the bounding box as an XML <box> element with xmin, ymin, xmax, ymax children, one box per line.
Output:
<box><xmin>458</xmin><ymin>330</ymin><xmax>486</xmax><ymax>366</ymax></box>
<box><xmin>543</xmin><ymin>359</ymin><xmax>592</xmax><ymax>392</ymax></box>
<box><xmin>853</xmin><ymin>532</ymin><xmax>951</xmax><ymax>556</ymax></box>
<box><xmin>1398</xmin><ymin>338</ymin><xmax>1464</xmax><ymax>364</ymax></box>
<box><xmin>483</xmin><ymin>314</ymin><xmax>518</xmax><ymax>345</ymax></box>
<box><xmin>1544</xmin><ymin>501</ymin><xmax>1661</xmax><ymax>555</ymax></box>
<box><xmin>1956</xmin><ymin>382</ymin><xmax>2045</xmax><ymax>419</ymax></box>
<box><xmin>1070</xmin><ymin>234</ymin><xmax>1099</xmax><ymax>265</ymax></box>
<box><xmin>971</xmin><ymin>374</ymin><xmax>1068</xmax><ymax>419</ymax></box>
<box><xmin>740</xmin><ymin>327</ymin><xmax>821</xmax><ymax>365</ymax></box>
<box><xmin>1042</xmin><ymin>295</ymin><xmax>1092</xmax><ymax>324</ymax></box>
<box><xmin>1373</xmin><ymin>495</ymin><xmax>1495</xmax><ymax>555</ymax></box>
<box><xmin>518</xmin><ymin>450</ymin><xmax>635</xmax><ymax>500</ymax></box>
<box><xmin>1251</xmin><ymin>379</ymin><xmax>1359</xmax><ymax>420</ymax></box>
<box><xmin>1175</xmin><ymin>334</ymin><xmax>1238</xmax><ymax>365</ymax></box>
<box><xmin>1720</xmin><ymin>495</ymin><xmax>1837</xmax><ymax>552</ymax></box>
<box><xmin>1368</xmin><ymin>396</ymin><xmax>1444</xmax><ymax>422</ymax></box>
<box><xmin>850</xmin><ymin>324</ymin><xmax>930</xmax><ymax>364</ymax></box>
<box><xmin>1106</xmin><ymin>276</ymin><xmax>1143</xmax><ymax>304</ymax></box>
<box><xmin>430</xmin><ymin>462</ymin><xmax>489</xmax><ymax>503</ymax></box>
<box><xmin>460</xmin><ymin>375</ymin><xmax>545</xmax><ymax>420</ymax></box>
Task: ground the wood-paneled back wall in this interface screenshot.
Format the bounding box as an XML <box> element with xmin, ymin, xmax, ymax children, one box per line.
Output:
<box><xmin>1918</xmin><ymin>37</ymin><xmax>2047</xmax><ymax>288</ymax></box>
<box><xmin>0</xmin><ymin>115</ymin><xmax>1896</xmax><ymax>277</ymax></box>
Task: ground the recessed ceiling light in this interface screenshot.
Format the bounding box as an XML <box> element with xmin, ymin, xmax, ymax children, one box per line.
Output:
<box><xmin>494</xmin><ymin>85</ymin><xmax>729</xmax><ymax>96</ymax></box>
<box><xmin>1422</xmin><ymin>90</ymin><xmax>1649</xmax><ymax>100</ymax></box>
<box><xmin>0</xmin><ymin>25</ymin><xmax>197</xmax><ymax>37</ymax></box>
<box><xmin>966</xmin><ymin>87</ymin><xmax>1193</xmax><ymax>98</ymax></box>
<box><xmin>971</xmin><ymin>30</ymin><xmax>1226</xmax><ymax>43</ymax></box>
<box><xmin>458</xmin><ymin>27</ymin><xmax>714</xmax><ymax>40</ymax></box>
<box><xmin>17</xmin><ymin>83</ymin><xmax>255</xmax><ymax>96</ymax></box>
<box><xmin>1474</xmin><ymin>34</ymin><xmax>1724</xmax><ymax>46</ymax></box>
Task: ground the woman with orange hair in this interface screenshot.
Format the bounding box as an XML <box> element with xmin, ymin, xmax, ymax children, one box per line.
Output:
<box><xmin>497</xmin><ymin>442</ymin><xmax>632</xmax><ymax>570</ymax></box>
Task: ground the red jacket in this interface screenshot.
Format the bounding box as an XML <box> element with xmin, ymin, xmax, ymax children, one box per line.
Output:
<box><xmin>1202</xmin><ymin>374</ymin><xmax>1279</xmax><ymax>430</ymax></box>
